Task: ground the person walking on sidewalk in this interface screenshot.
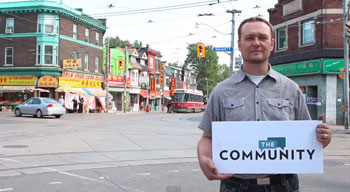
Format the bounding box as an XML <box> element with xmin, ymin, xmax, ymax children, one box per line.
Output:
<box><xmin>197</xmin><ymin>17</ymin><xmax>333</xmax><ymax>192</ymax></box>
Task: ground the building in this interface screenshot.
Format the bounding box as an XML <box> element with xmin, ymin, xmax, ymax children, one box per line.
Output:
<box><xmin>0</xmin><ymin>0</ymin><xmax>107</xmax><ymax>112</ymax></box>
<box><xmin>269</xmin><ymin>0</ymin><xmax>345</xmax><ymax>124</ymax></box>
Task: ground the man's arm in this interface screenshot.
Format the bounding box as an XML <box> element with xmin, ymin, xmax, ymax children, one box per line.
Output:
<box><xmin>197</xmin><ymin>131</ymin><xmax>233</xmax><ymax>180</ymax></box>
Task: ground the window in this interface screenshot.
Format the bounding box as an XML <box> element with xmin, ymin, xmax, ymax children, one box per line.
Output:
<box><xmin>301</xmin><ymin>20</ymin><xmax>315</xmax><ymax>45</ymax></box>
<box><xmin>37</xmin><ymin>15</ymin><xmax>42</xmax><ymax>33</ymax></box>
<box><xmin>45</xmin><ymin>15</ymin><xmax>55</xmax><ymax>33</ymax></box>
<box><xmin>85</xmin><ymin>28</ymin><xmax>90</xmax><ymax>42</ymax></box>
<box><xmin>140</xmin><ymin>59</ymin><xmax>145</xmax><ymax>65</ymax></box>
<box><xmin>95</xmin><ymin>57</ymin><xmax>99</xmax><ymax>72</ymax></box>
<box><xmin>44</xmin><ymin>45</ymin><xmax>53</xmax><ymax>64</ymax></box>
<box><xmin>5</xmin><ymin>18</ymin><xmax>14</xmax><ymax>33</ymax></box>
<box><xmin>84</xmin><ymin>54</ymin><xmax>89</xmax><ymax>70</ymax></box>
<box><xmin>276</xmin><ymin>27</ymin><xmax>287</xmax><ymax>50</ymax></box>
<box><xmin>95</xmin><ymin>32</ymin><xmax>99</xmax><ymax>45</ymax></box>
<box><xmin>37</xmin><ymin>45</ymin><xmax>41</xmax><ymax>64</ymax></box>
<box><xmin>73</xmin><ymin>24</ymin><xmax>78</xmax><ymax>39</ymax></box>
<box><xmin>73</xmin><ymin>51</ymin><xmax>78</xmax><ymax>58</ymax></box>
<box><xmin>149</xmin><ymin>57</ymin><xmax>154</xmax><ymax>69</ymax></box>
<box><xmin>5</xmin><ymin>47</ymin><xmax>13</xmax><ymax>65</ymax></box>
<box><xmin>131</xmin><ymin>70</ymin><xmax>138</xmax><ymax>85</ymax></box>
<box><xmin>131</xmin><ymin>57</ymin><xmax>136</xmax><ymax>63</ymax></box>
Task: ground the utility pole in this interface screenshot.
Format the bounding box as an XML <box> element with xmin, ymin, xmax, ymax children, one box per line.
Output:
<box><xmin>343</xmin><ymin>0</ymin><xmax>349</xmax><ymax>129</ymax></box>
<box><xmin>105</xmin><ymin>38</ymin><xmax>110</xmax><ymax>112</ymax></box>
<box><xmin>227</xmin><ymin>9</ymin><xmax>241</xmax><ymax>74</ymax></box>
<box><xmin>206</xmin><ymin>78</ymin><xmax>208</xmax><ymax>100</ymax></box>
<box><xmin>124</xmin><ymin>45</ymin><xmax>128</xmax><ymax>113</ymax></box>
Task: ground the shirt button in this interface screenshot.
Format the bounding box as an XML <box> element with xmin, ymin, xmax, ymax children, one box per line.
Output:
<box><xmin>278</xmin><ymin>103</ymin><xmax>280</xmax><ymax>106</ymax></box>
<box><xmin>257</xmin><ymin>119</ymin><xmax>260</xmax><ymax>121</ymax></box>
<box><xmin>256</xmin><ymin>101</ymin><xmax>259</xmax><ymax>104</ymax></box>
<box><xmin>231</xmin><ymin>104</ymin><xmax>234</xmax><ymax>107</ymax></box>
<box><xmin>256</xmin><ymin>86</ymin><xmax>259</xmax><ymax>88</ymax></box>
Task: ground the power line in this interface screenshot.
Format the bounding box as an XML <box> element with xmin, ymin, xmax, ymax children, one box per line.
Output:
<box><xmin>88</xmin><ymin>0</ymin><xmax>234</xmax><ymax>17</ymax></box>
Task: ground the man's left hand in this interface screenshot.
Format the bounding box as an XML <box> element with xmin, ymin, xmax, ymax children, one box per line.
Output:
<box><xmin>316</xmin><ymin>123</ymin><xmax>332</xmax><ymax>148</ymax></box>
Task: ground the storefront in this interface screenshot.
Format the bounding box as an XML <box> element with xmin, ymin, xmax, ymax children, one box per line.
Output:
<box><xmin>0</xmin><ymin>75</ymin><xmax>36</xmax><ymax>111</ymax></box>
<box><xmin>108</xmin><ymin>74</ymin><xmax>130</xmax><ymax>112</ymax></box>
<box><xmin>272</xmin><ymin>58</ymin><xmax>345</xmax><ymax>125</ymax></box>
<box><xmin>56</xmin><ymin>71</ymin><xmax>106</xmax><ymax>113</ymax></box>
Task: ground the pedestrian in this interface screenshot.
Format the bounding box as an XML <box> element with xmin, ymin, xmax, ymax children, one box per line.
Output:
<box><xmin>58</xmin><ymin>95</ymin><xmax>65</xmax><ymax>105</ymax></box>
<box><xmin>197</xmin><ymin>17</ymin><xmax>333</xmax><ymax>192</ymax></box>
<box><xmin>72</xmin><ymin>97</ymin><xmax>78</xmax><ymax>113</ymax></box>
<box><xmin>78</xmin><ymin>95</ymin><xmax>84</xmax><ymax>113</ymax></box>
<box><xmin>167</xmin><ymin>101</ymin><xmax>172</xmax><ymax>113</ymax></box>
<box><xmin>140</xmin><ymin>101</ymin><xmax>144</xmax><ymax>111</ymax></box>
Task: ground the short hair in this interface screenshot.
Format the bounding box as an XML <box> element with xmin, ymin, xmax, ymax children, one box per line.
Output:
<box><xmin>238</xmin><ymin>17</ymin><xmax>274</xmax><ymax>40</ymax></box>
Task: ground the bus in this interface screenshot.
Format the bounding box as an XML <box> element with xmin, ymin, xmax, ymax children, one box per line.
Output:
<box><xmin>171</xmin><ymin>89</ymin><xmax>205</xmax><ymax>113</ymax></box>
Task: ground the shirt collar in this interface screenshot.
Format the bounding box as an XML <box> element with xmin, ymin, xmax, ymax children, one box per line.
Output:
<box><xmin>232</xmin><ymin>64</ymin><xmax>280</xmax><ymax>84</ymax></box>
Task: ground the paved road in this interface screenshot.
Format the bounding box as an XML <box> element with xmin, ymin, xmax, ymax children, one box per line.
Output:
<box><xmin>0</xmin><ymin>112</ymin><xmax>348</xmax><ymax>191</ymax></box>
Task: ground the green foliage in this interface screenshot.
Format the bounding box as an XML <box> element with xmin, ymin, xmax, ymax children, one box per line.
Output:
<box><xmin>105</xmin><ymin>36</ymin><xmax>141</xmax><ymax>48</ymax></box>
<box><xmin>184</xmin><ymin>43</ymin><xmax>231</xmax><ymax>98</ymax></box>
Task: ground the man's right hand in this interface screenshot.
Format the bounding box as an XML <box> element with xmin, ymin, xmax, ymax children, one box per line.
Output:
<box><xmin>197</xmin><ymin>131</ymin><xmax>233</xmax><ymax>180</ymax></box>
<box><xmin>198</xmin><ymin>155</ymin><xmax>233</xmax><ymax>180</ymax></box>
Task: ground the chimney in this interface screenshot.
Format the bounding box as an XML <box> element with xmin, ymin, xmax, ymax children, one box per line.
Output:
<box><xmin>75</xmin><ymin>8</ymin><xmax>83</xmax><ymax>12</ymax></box>
<box><xmin>98</xmin><ymin>19</ymin><xmax>107</xmax><ymax>26</ymax></box>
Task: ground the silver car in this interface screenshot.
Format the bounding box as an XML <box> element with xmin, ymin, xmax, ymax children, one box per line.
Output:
<box><xmin>14</xmin><ymin>97</ymin><xmax>66</xmax><ymax>118</ymax></box>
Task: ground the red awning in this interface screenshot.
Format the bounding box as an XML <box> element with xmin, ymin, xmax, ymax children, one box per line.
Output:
<box><xmin>140</xmin><ymin>94</ymin><xmax>151</xmax><ymax>98</ymax></box>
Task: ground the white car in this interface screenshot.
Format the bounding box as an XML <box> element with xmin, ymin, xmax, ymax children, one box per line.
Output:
<box><xmin>14</xmin><ymin>97</ymin><xmax>66</xmax><ymax>118</ymax></box>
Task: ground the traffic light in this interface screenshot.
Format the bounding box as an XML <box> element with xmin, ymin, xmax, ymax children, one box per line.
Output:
<box><xmin>118</xmin><ymin>59</ymin><xmax>125</xmax><ymax>70</ymax></box>
<box><xmin>197</xmin><ymin>43</ymin><xmax>205</xmax><ymax>58</ymax></box>
<box><xmin>347</xmin><ymin>22</ymin><xmax>350</xmax><ymax>38</ymax></box>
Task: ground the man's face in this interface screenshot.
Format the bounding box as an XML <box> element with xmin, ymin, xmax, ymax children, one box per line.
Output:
<box><xmin>238</xmin><ymin>21</ymin><xmax>275</xmax><ymax>64</ymax></box>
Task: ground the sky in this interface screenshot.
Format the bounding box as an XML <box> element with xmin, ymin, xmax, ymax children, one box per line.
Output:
<box><xmin>1</xmin><ymin>0</ymin><xmax>278</xmax><ymax>65</ymax></box>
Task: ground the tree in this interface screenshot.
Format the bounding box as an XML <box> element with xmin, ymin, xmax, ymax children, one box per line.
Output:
<box><xmin>184</xmin><ymin>43</ymin><xmax>230</xmax><ymax>98</ymax></box>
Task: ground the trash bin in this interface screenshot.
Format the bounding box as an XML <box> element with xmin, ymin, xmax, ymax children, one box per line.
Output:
<box><xmin>146</xmin><ymin>105</ymin><xmax>151</xmax><ymax>112</ymax></box>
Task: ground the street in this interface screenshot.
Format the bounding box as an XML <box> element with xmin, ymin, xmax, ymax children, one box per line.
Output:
<box><xmin>0</xmin><ymin>112</ymin><xmax>349</xmax><ymax>191</ymax></box>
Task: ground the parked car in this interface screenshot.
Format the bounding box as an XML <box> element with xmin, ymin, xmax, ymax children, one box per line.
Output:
<box><xmin>14</xmin><ymin>97</ymin><xmax>65</xmax><ymax>118</ymax></box>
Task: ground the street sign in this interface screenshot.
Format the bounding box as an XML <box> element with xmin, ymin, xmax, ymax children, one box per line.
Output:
<box><xmin>213</xmin><ymin>47</ymin><xmax>233</xmax><ymax>52</ymax></box>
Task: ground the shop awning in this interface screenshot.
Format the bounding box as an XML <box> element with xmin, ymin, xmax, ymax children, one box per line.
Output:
<box><xmin>85</xmin><ymin>88</ymin><xmax>111</xmax><ymax>97</ymax></box>
<box><xmin>165</xmin><ymin>96</ymin><xmax>172</xmax><ymax>100</ymax></box>
<box><xmin>0</xmin><ymin>86</ymin><xmax>35</xmax><ymax>92</ymax></box>
<box><xmin>55</xmin><ymin>87</ymin><xmax>88</xmax><ymax>95</ymax></box>
<box><xmin>29</xmin><ymin>88</ymin><xmax>49</xmax><ymax>93</ymax></box>
<box><xmin>140</xmin><ymin>94</ymin><xmax>151</xmax><ymax>98</ymax></box>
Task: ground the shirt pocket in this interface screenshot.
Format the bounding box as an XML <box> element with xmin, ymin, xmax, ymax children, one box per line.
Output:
<box><xmin>266</xmin><ymin>98</ymin><xmax>291</xmax><ymax>120</ymax></box>
<box><xmin>223</xmin><ymin>98</ymin><xmax>246</xmax><ymax>121</ymax></box>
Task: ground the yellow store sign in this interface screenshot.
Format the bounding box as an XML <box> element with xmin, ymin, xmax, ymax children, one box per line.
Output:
<box><xmin>0</xmin><ymin>75</ymin><xmax>36</xmax><ymax>85</ymax></box>
<box><xmin>63</xmin><ymin>59</ymin><xmax>81</xmax><ymax>69</ymax></box>
<box><xmin>38</xmin><ymin>75</ymin><xmax>57</xmax><ymax>87</ymax></box>
<box><xmin>59</xmin><ymin>77</ymin><xmax>102</xmax><ymax>88</ymax></box>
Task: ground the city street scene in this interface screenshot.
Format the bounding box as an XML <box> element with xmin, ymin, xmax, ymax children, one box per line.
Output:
<box><xmin>0</xmin><ymin>0</ymin><xmax>350</xmax><ymax>191</ymax></box>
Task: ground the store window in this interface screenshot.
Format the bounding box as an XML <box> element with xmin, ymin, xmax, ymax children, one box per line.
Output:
<box><xmin>5</xmin><ymin>18</ymin><xmax>14</xmax><ymax>33</ymax></box>
<box><xmin>5</xmin><ymin>47</ymin><xmax>13</xmax><ymax>65</ymax></box>
<box><xmin>301</xmin><ymin>20</ymin><xmax>315</xmax><ymax>45</ymax></box>
<box><xmin>85</xmin><ymin>28</ymin><xmax>90</xmax><ymax>42</ymax></box>
<box><xmin>276</xmin><ymin>27</ymin><xmax>287</xmax><ymax>50</ymax></box>
<box><xmin>73</xmin><ymin>24</ymin><xmax>78</xmax><ymax>39</ymax></box>
<box><xmin>44</xmin><ymin>45</ymin><xmax>53</xmax><ymax>64</ymax></box>
<box><xmin>84</xmin><ymin>54</ymin><xmax>89</xmax><ymax>70</ymax></box>
<box><xmin>95</xmin><ymin>57</ymin><xmax>99</xmax><ymax>72</ymax></box>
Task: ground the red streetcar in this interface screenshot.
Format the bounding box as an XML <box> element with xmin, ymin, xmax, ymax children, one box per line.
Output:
<box><xmin>171</xmin><ymin>89</ymin><xmax>205</xmax><ymax>113</ymax></box>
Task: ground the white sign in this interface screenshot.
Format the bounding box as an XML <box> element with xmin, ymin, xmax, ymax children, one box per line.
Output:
<box><xmin>212</xmin><ymin>120</ymin><xmax>323</xmax><ymax>174</ymax></box>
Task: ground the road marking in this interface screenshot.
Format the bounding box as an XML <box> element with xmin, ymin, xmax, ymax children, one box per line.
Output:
<box><xmin>0</xmin><ymin>188</ymin><xmax>14</xmax><ymax>191</ymax></box>
<box><xmin>0</xmin><ymin>158</ymin><xmax>21</xmax><ymax>163</ymax></box>
<box><xmin>137</xmin><ymin>172</ymin><xmax>151</xmax><ymax>176</ymax></box>
<box><xmin>169</xmin><ymin>170</ymin><xmax>179</xmax><ymax>173</ymax></box>
<box><xmin>346</xmin><ymin>164</ymin><xmax>350</xmax><ymax>166</ymax></box>
<box><xmin>192</xmin><ymin>169</ymin><xmax>201</xmax><ymax>172</ymax></box>
<box><xmin>43</xmin><ymin>168</ymin><xmax>104</xmax><ymax>183</ymax></box>
<box><xmin>49</xmin><ymin>182</ymin><xmax>62</xmax><ymax>185</ymax></box>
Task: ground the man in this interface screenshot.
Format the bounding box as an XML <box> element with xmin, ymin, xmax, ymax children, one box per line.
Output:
<box><xmin>197</xmin><ymin>17</ymin><xmax>332</xmax><ymax>192</ymax></box>
<box><xmin>58</xmin><ymin>95</ymin><xmax>65</xmax><ymax>105</ymax></box>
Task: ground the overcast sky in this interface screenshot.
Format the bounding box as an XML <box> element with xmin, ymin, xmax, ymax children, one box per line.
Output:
<box><xmin>1</xmin><ymin>0</ymin><xmax>278</xmax><ymax>65</ymax></box>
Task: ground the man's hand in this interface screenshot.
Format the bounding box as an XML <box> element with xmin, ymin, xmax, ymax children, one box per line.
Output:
<box><xmin>197</xmin><ymin>132</ymin><xmax>233</xmax><ymax>180</ymax></box>
<box><xmin>198</xmin><ymin>154</ymin><xmax>233</xmax><ymax>180</ymax></box>
<box><xmin>316</xmin><ymin>116</ymin><xmax>332</xmax><ymax>148</ymax></box>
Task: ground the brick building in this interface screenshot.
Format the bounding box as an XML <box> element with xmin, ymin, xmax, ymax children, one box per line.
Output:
<box><xmin>0</xmin><ymin>1</ymin><xmax>107</xmax><ymax>111</ymax></box>
<box><xmin>269</xmin><ymin>0</ymin><xmax>345</xmax><ymax>124</ymax></box>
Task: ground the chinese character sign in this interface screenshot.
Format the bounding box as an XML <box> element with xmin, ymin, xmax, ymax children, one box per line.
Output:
<box><xmin>63</xmin><ymin>59</ymin><xmax>82</xmax><ymax>69</ymax></box>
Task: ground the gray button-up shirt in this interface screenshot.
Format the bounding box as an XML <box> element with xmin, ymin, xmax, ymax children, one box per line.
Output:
<box><xmin>198</xmin><ymin>65</ymin><xmax>311</xmax><ymax>179</ymax></box>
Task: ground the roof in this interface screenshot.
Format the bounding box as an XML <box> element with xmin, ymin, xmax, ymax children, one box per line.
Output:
<box><xmin>0</xmin><ymin>1</ymin><xmax>107</xmax><ymax>32</ymax></box>
<box><xmin>131</xmin><ymin>62</ymin><xmax>142</xmax><ymax>70</ymax></box>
